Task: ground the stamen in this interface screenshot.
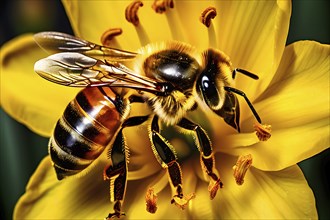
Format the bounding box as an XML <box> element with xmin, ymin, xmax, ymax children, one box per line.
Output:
<box><xmin>152</xmin><ymin>0</ymin><xmax>174</xmax><ymax>14</ymax></box>
<box><xmin>233</xmin><ymin>154</ymin><xmax>253</xmax><ymax>185</ymax></box>
<box><xmin>200</xmin><ymin>7</ymin><xmax>217</xmax><ymax>28</ymax></box>
<box><xmin>125</xmin><ymin>1</ymin><xmax>150</xmax><ymax>46</ymax></box>
<box><xmin>151</xmin><ymin>0</ymin><xmax>184</xmax><ymax>41</ymax></box>
<box><xmin>145</xmin><ymin>188</ymin><xmax>158</xmax><ymax>213</ymax></box>
<box><xmin>125</xmin><ymin>0</ymin><xmax>144</xmax><ymax>26</ymax></box>
<box><xmin>254</xmin><ymin>122</ymin><xmax>272</xmax><ymax>141</ymax></box>
<box><xmin>200</xmin><ymin>7</ymin><xmax>218</xmax><ymax>48</ymax></box>
<box><xmin>100</xmin><ymin>28</ymin><xmax>123</xmax><ymax>47</ymax></box>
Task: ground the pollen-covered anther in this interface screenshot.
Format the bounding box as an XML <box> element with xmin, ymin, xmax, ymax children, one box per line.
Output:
<box><xmin>171</xmin><ymin>193</ymin><xmax>196</xmax><ymax>210</ymax></box>
<box><xmin>152</xmin><ymin>0</ymin><xmax>174</xmax><ymax>14</ymax></box>
<box><xmin>208</xmin><ymin>178</ymin><xmax>223</xmax><ymax>200</ymax></box>
<box><xmin>100</xmin><ymin>28</ymin><xmax>123</xmax><ymax>46</ymax></box>
<box><xmin>254</xmin><ymin>122</ymin><xmax>272</xmax><ymax>141</ymax></box>
<box><xmin>233</xmin><ymin>154</ymin><xmax>253</xmax><ymax>185</ymax></box>
<box><xmin>145</xmin><ymin>187</ymin><xmax>158</xmax><ymax>214</ymax></box>
<box><xmin>200</xmin><ymin>7</ymin><xmax>217</xmax><ymax>28</ymax></box>
<box><xmin>125</xmin><ymin>0</ymin><xmax>144</xmax><ymax>26</ymax></box>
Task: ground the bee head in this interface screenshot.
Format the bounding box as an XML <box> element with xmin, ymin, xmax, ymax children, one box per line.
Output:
<box><xmin>196</xmin><ymin>49</ymin><xmax>233</xmax><ymax>111</ymax></box>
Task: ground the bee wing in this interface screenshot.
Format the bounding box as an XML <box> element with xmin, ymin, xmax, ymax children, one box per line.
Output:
<box><xmin>34</xmin><ymin>52</ymin><xmax>163</xmax><ymax>93</ymax></box>
<box><xmin>34</xmin><ymin>32</ymin><xmax>137</xmax><ymax>61</ymax></box>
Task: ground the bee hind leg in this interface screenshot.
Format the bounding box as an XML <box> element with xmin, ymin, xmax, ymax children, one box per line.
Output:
<box><xmin>104</xmin><ymin>116</ymin><xmax>150</xmax><ymax>219</ymax></box>
<box><xmin>150</xmin><ymin>115</ymin><xmax>195</xmax><ymax>211</ymax></box>
<box><xmin>103</xmin><ymin>129</ymin><xmax>127</xmax><ymax>219</ymax></box>
<box><xmin>177</xmin><ymin>118</ymin><xmax>223</xmax><ymax>199</ymax></box>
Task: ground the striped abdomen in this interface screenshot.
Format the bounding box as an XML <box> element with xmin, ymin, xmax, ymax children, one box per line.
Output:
<box><xmin>49</xmin><ymin>86</ymin><xmax>129</xmax><ymax>180</ymax></box>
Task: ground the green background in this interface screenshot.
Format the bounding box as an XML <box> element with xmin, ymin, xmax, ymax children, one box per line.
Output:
<box><xmin>1</xmin><ymin>1</ymin><xmax>329</xmax><ymax>219</ymax></box>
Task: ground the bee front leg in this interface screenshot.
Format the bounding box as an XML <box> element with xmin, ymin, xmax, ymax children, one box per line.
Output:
<box><xmin>177</xmin><ymin>118</ymin><xmax>223</xmax><ymax>199</ymax></box>
<box><xmin>149</xmin><ymin>115</ymin><xmax>195</xmax><ymax>211</ymax></box>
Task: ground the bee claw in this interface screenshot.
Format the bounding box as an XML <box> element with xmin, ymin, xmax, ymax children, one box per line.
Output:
<box><xmin>105</xmin><ymin>211</ymin><xmax>126</xmax><ymax>219</ymax></box>
<box><xmin>171</xmin><ymin>193</ymin><xmax>196</xmax><ymax>210</ymax></box>
<box><xmin>208</xmin><ymin>178</ymin><xmax>223</xmax><ymax>200</ymax></box>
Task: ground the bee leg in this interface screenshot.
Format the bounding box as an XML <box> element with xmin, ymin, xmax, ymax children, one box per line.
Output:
<box><xmin>177</xmin><ymin>118</ymin><xmax>223</xmax><ymax>199</ymax></box>
<box><xmin>150</xmin><ymin>115</ymin><xmax>195</xmax><ymax>210</ymax></box>
<box><xmin>104</xmin><ymin>116</ymin><xmax>149</xmax><ymax>219</ymax></box>
<box><xmin>103</xmin><ymin>129</ymin><xmax>127</xmax><ymax>219</ymax></box>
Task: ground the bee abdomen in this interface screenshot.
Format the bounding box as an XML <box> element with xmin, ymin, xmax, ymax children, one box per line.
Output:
<box><xmin>50</xmin><ymin>87</ymin><xmax>125</xmax><ymax>180</ymax></box>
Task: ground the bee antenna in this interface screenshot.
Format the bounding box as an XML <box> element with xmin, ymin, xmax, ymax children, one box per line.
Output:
<box><xmin>224</xmin><ymin>86</ymin><xmax>262</xmax><ymax>123</ymax></box>
<box><xmin>232</xmin><ymin>68</ymin><xmax>259</xmax><ymax>80</ymax></box>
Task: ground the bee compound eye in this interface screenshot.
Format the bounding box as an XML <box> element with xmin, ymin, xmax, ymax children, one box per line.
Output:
<box><xmin>199</xmin><ymin>75</ymin><xmax>220</xmax><ymax>109</ymax></box>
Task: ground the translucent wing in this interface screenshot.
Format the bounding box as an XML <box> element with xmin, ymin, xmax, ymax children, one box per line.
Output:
<box><xmin>34</xmin><ymin>52</ymin><xmax>166</xmax><ymax>94</ymax></box>
<box><xmin>34</xmin><ymin>32</ymin><xmax>137</xmax><ymax>61</ymax></box>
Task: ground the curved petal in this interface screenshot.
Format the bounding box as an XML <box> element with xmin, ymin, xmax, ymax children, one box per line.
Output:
<box><xmin>14</xmin><ymin>156</ymin><xmax>115</xmax><ymax>219</ymax></box>
<box><xmin>236</xmin><ymin>41</ymin><xmax>330</xmax><ymax>170</ymax></box>
<box><xmin>14</xmin><ymin>156</ymin><xmax>195</xmax><ymax>219</ymax></box>
<box><xmin>214</xmin><ymin>0</ymin><xmax>292</xmax><ymax>100</ymax></box>
<box><xmin>199</xmin><ymin>153</ymin><xmax>317</xmax><ymax>219</ymax></box>
<box><xmin>0</xmin><ymin>34</ymin><xmax>78</xmax><ymax>137</ymax></box>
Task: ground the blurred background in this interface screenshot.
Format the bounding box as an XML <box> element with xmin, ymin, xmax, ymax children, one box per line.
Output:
<box><xmin>1</xmin><ymin>0</ymin><xmax>329</xmax><ymax>219</ymax></box>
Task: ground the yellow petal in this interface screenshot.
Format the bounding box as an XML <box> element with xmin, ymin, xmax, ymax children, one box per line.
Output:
<box><xmin>247</xmin><ymin>41</ymin><xmax>330</xmax><ymax>127</ymax></box>
<box><xmin>193</xmin><ymin>153</ymin><xmax>317</xmax><ymax>219</ymax></box>
<box><xmin>14</xmin><ymin>156</ymin><xmax>192</xmax><ymax>219</ymax></box>
<box><xmin>231</xmin><ymin>41</ymin><xmax>330</xmax><ymax>170</ymax></box>
<box><xmin>214</xmin><ymin>0</ymin><xmax>292</xmax><ymax>100</ymax></box>
<box><xmin>62</xmin><ymin>0</ymin><xmax>173</xmax><ymax>50</ymax></box>
<box><xmin>14</xmin><ymin>156</ymin><xmax>111</xmax><ymax>219</ymax></box>
<box><xmin>0</xmin><ymin>34</ymin><xmax>78</xmax><ymax>137</ymax></box>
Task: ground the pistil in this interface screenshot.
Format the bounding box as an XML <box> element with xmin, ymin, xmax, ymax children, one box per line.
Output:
<box><xmin>233</xmin><ymin>154</ymin><xmax>253</xmax><ymax>185</ymax></box>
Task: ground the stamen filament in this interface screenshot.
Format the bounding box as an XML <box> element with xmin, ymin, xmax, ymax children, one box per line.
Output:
<box><xmin>152</xmin><ymin>0</ymin><xmax>185</xmax><ymax>42</ymax></box>
<box><xmin>125</xmin><ymin>1</ymin><xmax>151</xmax><ymax>46</ymax></box>
<box><xmin>200</xmin><ymin>7</ymin><xmax>218</xmax><ymax>48</ymax></box>
<box><xmin>233</xmin><ymin>154</ymin><xmax>253</xmax><ymax>185</ymax></box>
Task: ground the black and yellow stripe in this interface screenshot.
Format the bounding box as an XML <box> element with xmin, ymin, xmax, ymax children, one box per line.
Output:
<box><xmin>49</xmin><ymin>87</ymin><xmax>128</xmax><ymax>180</ymax></box>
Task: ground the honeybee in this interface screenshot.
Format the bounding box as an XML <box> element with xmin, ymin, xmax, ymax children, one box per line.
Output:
<box><xmin>34</xmin><ymin>32</ymin><xmax>264</xmax><ymax>219</ymax></box>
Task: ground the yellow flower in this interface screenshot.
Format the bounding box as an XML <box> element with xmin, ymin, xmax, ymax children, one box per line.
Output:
<box><xmin>1</xmin><ymin>0</ymin><xmax>329</xmax><ymax>219</ymax></box>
